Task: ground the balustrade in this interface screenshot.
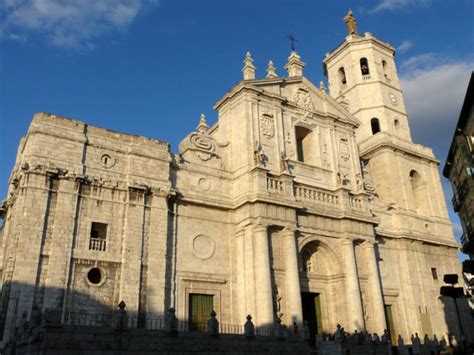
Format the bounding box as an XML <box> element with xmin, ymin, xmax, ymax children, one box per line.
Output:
<box><xmin>89</xmin><ymin>238</ymin><xmax>106</xmax><ymax>252</ymax></box>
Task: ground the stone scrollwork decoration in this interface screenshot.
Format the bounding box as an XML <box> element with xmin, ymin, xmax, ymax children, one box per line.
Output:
<box><xmin>178</xmin><ymin>114</ymin><xmax>229</xmax><ymax>166</ymax></box>
<box><xmin>360</xmin><ymin>159</ymin><xmax>377</xmax><ymax>195</ymax></box>
<box><xmin>260</xmin><ymin>113</ymin><xmax>275</xmax><ymax>138</ymax></box>
<box><xmin>189</xmin><ymin>134</ymin><xmax>218</xmax><ymax>161</ymax></box>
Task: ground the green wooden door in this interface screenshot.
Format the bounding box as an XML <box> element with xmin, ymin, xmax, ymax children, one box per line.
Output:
<box><xmin>385</xmin><ymin>305</ymin><xmax>397</xmax><ymax>344</ymax></box>
<box><xmin>189</xmin><ymin>294</ymin><xmax>213</xmax><ymax>332</ymax></box>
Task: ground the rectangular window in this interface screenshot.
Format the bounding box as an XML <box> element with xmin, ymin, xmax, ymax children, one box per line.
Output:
<box><xmin>90</xmin><ymin>222</ymin><xmax>107</xmax><ymax>251</ymax></box>
<box><xmin>431</xmin><ymin>267</ymin><xmax>438</xmax><ymax>280</ymax></box>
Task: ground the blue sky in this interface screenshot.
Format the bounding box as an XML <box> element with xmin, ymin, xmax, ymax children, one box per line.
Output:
<box><xmin>0</xmin><ymin>0</ymin><xmax>473</xmax><ymax>253</ymax></box>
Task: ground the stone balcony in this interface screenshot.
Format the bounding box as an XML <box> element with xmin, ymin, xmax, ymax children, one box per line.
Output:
<box><xmin>89</xmin><ymin>238</ymin><xmax>107</xmax><ymax>252</ymax></box>
<box><xmin>258</xmin><ymin>169</ymin><xmax>372</xmax><ymax>219</ymax></box>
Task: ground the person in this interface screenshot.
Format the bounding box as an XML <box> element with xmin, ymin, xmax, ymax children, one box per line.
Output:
<box><xmin>292</xmin><ymin>322</ymin><xmax>299</xmax><ymax>336</ymax></box>
<box><xmin>412</xmin><ymin>332</ymin><xmax>421</xmax><ymax>354</ymax></box>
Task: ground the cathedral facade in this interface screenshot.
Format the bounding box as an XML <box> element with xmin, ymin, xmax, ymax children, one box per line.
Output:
<box><xmin>0</xmin><ymin>13</ymin><xmax>472</xmax><ymax>345</ymax></box>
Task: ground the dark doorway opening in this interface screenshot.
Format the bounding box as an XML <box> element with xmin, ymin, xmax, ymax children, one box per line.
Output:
<box><xmin>189</xmin><ymin>294</ymin><xmax>213</xmax><ymax>332</ymax></box>
<box><xmin>301</xmin><ymin>292</ymin><xmax>322</xmax><ymax>344</ymax></box>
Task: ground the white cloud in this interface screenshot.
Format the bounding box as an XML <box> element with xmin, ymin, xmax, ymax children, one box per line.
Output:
<box><xmin>396</xmin><ymin>40</ymin><xmax>413</xmax><ymax>53</ymax></box>
<box><xmin>371</xmin><ymin>0</ymin><xmax>431</xmax><ymax>13</ymax></box>
<box><xmin>399</xmin><ymin>54</ymin><xmax>473</xmax><ymax>160</ymax></box>
<box><xmin>0</xmin><ymin>0</ymin><xmax>159</xmax><ymax>49</ymax></box>
<box><xmin>8</xmin><ymin>32</ymin><xmax>24</xmax><ymax>42</ymax></box>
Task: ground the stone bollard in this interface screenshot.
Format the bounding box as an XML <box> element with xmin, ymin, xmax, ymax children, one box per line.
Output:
<box><xmin>165</xmin><ymin>307</ymin><xmax>178</xmax><ymax>335</ymax></box>
<box><xmin>207</xmin><ymin>310</ymin><xmax>219</xmax><ymax>336</ymax></box>
<box><xmin>244</xmin><ymin>315</ymin><xmax>255</xmax><ymax>338</ymax></box>
<box><xmin>117</xmin><ymin>301</ymin><xmax>127</xmax><ymax>330</ymax></box>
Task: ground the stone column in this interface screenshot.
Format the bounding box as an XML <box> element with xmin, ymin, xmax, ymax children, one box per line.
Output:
<box><xmin>362</xmin><ymin>241</ymin><xmax>387</xmax><ymax>333</ymax></box>
<box><xmin>282</xmin><ymin>228</ymin><xmax>303</xmax><ymax>324</ymax></box>
<box><xmin>253</xmin><ymin>225</ymin><xmax>274</xmax><ymax>326</ymax></box>
<box><xmin>342</xmin><ymin>238</ymin><xmax>364</xmax><ymax>331</ymax></box>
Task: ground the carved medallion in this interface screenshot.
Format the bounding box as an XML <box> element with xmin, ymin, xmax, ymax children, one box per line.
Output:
<box><xmin>260</xmin><ymin>113</ymin><xmax>275</xmax><ymax>138</ymax></box>
<box><xmin>191</xmin><ymin>234</ymin><xmax>216</xmax><ymax>259</ymax></box>
<box><xmin>198</xmin><ymin>177</ymin><xmax>211</xmax><ymax>191</ymax></box>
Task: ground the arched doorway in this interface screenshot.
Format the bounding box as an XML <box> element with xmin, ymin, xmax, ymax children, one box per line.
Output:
<box><xmin>299</xmin><ymin>238</ymin><xmax>344</xmax><ymax>340</ymax></box>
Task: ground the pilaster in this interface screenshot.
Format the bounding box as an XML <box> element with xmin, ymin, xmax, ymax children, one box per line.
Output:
<box><xmin>361</xmin><ymin>241</ymin><xmax>387</xmax><ymax>333</ymax></box>
<box><xmin>342</xmin><ymin>238</ymin><xmax>365</xmax><ymax>331</ymax></box>
<box><xmin>253</xmin><ymin>224</ymin><xmax>274</xmax><ymax>326</ymax></box>
<box><xmin>282</xmin><ymin>227</ymin><xmax>303</xmax><ymax>324</ymax></box>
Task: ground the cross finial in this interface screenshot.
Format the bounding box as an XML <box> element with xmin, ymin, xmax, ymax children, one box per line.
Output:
<box><xmin>288</xmin><ymin>34</ymin><xmax>297</xmax><ymax>52</ymax></box>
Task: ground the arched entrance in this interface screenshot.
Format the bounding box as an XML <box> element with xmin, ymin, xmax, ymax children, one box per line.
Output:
<box><xmin>299</xmin><ymin>238</ymin><xmax>345</xmax><ymax>339</ymax></box>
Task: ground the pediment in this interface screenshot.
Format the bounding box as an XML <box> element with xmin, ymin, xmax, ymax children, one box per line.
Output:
<box><xmin>285</xmin><ymin>79</ymin><xmax>360</xmax><ymax>126</ymax></box>
<box><xmin>214</xmin><ymin>77</ymin><xmax>360</xmax><ymax>127</ymax></box>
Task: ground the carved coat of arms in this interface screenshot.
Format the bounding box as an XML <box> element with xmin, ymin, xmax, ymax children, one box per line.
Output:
<box><xmin>260</xmin><ymin>114</ymin><xmax>275</xmax><ymax>138</ymax></box>
<box><xmin>339</xmin><ymin>138</ymin><xmax>350</xmax><ymax>162</ymax></box>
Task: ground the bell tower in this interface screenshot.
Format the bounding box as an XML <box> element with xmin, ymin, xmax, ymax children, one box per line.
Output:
<box><xmin>324</xmin><ymin>10</ymin><xmax>412</xmax><ymax>143</ymax></box>
<box><xmin>323</xmin><ymin>10</ymin><xmax>451</xmax><ymax>238</ymax></box>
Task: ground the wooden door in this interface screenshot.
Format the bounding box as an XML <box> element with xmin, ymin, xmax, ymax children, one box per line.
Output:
<box><xmin>189</xmin><ymin>294</ymin><xmax>213</xmax><ymax>332</ymax></box>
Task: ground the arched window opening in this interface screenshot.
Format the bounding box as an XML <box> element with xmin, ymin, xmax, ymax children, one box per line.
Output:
<box><xmin>338</xmin><ymin>67</ymin><xmax>347</xmax><ymax>85</ymax></box>
<box><xmin>382</xmin><ymin>60</ymin><xmax>388</xmax><ymax>78</ymax></box>
<box><xmin>295</xmin><ymin>126</ymin><xmax>315</xmax><ymax>164</ymax></box>
<box><xmin>371</xmin><ymin>118</ymin><xmax>381</xmax><ymax>135</ymax></box>
<box><xmin>410</xmin><ymin>170</ymin><xmax>426</xmax><ymax>214</ymax></box>
<box><xmin>360</xmin><ymin>58</ymin><xmax>370</xmax><ymax>76</ymax></box>
<box><xmin>302</xmin><ymin>250</ymin><xmax>313</xmax><ymax>272</ymax></box>
<box><xmin>394</xmin><ymin>119</ymin><xmax>401</xmax><ymax>135</ymax></box>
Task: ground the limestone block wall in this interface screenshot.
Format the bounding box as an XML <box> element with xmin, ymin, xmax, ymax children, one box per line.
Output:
<box><xmin>0</xmin><ymin>113</ymin><xmax>173</xmax><ymax>342</ymax></box>
<box><xmin>174</xmin><ymin>203</ymin><xmax>233</xmax><ymax>324</ymax></box>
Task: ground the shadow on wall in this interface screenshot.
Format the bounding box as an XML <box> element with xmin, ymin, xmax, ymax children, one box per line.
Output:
<box><xmin>0</xmin><ymin>283</ymin><xmax>309</xmax><ymax>354</ymax></box>
<box><xmin>439</xmin><ymin>276</ymin><xmax>474</xmax><ymax>350</ymax></box>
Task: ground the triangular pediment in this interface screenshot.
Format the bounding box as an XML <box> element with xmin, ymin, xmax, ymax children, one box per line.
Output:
<box><xmin>245</xmin><ymin>77</ymin><xmax>360</xmax><ymax>127</ymax></box>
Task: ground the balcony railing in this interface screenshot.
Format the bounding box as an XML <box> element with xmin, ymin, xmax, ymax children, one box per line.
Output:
<box><xmin>89</xmin><ymin>238</ymin><xmax>106</xmax><ymax>252</ymax></box>
<box><xmin>262</xmin><ymin>172</ymin><xmax>370</xmax><ymax>216</ymax></box>
<box><xmin>349</xmin><ymin>195</ymin><xmax>363</xmax><ymax>209</ymax></box>
<box><xmin>294</xmin><ymin>185</ymin><xmax>339</xmax><ymax>206</ymax></box>
<box><xmin>362</xmin><ymin>74</ymin><xmax>371</xmax><ymax>80</ymax></box>
<box><xmin>267</xmin><ymin>176</ymin><xmax>285</xmax><ymax>195</ymax></box>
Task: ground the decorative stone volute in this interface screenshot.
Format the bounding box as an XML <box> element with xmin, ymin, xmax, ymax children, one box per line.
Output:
<box><xmin>284</xmin><ymin>51</ymin><xmax>305</xmax><ymax>77</ymax></box>
<box><xmin>266</xmin><ymin>60</ymin><xmax>278</xmax><ymax>78</ymax></box>
<box><xmin>242</xmin><ymin>51</ymin><xmax>256</xmax><ymax>80</ymax></box>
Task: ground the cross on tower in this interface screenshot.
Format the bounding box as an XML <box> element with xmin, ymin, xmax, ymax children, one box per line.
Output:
<box><xmin>288</xmin><ymin>34</ymin><xmax>297</xmax><ymax>52</ymax></box>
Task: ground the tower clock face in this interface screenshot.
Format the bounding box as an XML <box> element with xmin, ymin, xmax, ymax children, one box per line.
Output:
<box><xmin>388</xmin><ymin>92</ymin><xmax>398</xmax><ymax>105</ymax></box>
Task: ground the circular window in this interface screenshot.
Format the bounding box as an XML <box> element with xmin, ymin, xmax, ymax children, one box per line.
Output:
<box><xmin>87</xmin><ymin>268</ymin><xmax>102</xmax><ymax>284</ymax></box>
<box><xmin>100</xmin><ymin>154</ymin><xmax>116</xmax><ymax>169</ymax></box>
